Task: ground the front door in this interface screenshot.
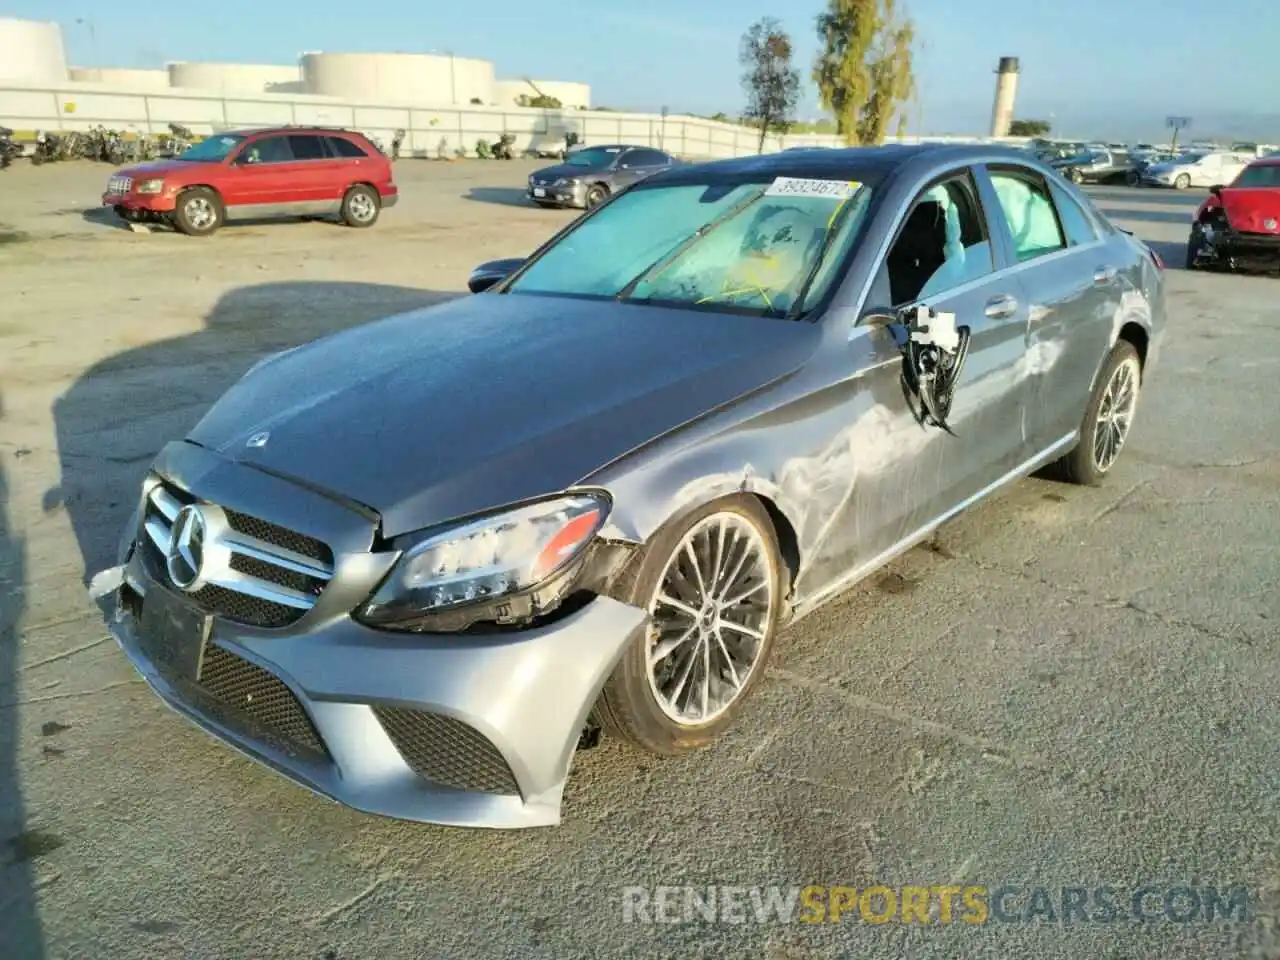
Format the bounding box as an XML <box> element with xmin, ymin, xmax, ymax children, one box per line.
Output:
<box><xmin>222</xmin><ymin>135</ymin><xmax>298</xmax><ymax>209</ymax></box>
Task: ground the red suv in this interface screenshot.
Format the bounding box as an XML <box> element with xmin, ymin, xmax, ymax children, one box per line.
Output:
<box><xmin>1187</xmin><ymin>156</ymin><xmax>1280</xmax><ymax>272</ymax></box>
<box><xmin>102</xmin><ymin>127</ymin><xmax>398</xmax><ymax>236</ymax></box>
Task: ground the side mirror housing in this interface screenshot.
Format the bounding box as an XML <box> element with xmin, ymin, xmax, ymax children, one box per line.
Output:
<box><xmin>467</xmin><ymin>258</ymin><xmax>525</xmax><ymax>294</ymax></box>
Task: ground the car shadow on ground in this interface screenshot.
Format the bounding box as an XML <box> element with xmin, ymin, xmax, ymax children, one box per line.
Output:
<box><xmin>464</xmin><ymin>187</ymin><xmax>537</xmax><ymax>208</ymax></box>
<box><xmin>79</xmin><ymin>207</ymin><xmax>131</xmax><ymax>230</ymax></box>
<box><xmin>48</xmin><ymin>282</ymin><xmax>458</xmax><ymax>586</ymax></box>
<box><xmin>0</xmin><ymin>396</ymin><xmax>45</xmax><ymax>960</ymax></box>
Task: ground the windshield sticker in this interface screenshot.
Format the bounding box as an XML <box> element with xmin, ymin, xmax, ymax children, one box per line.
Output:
<box><xmin>765</xmin><ymin>177</ymin><xmax>862</xmax><ymax>199</ymax></box>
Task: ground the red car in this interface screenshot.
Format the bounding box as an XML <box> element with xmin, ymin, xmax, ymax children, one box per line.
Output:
<box><xmin>1187</xmin><ymin>156</ymin><xmax>1280</xmax><ymax>272</ymax></box>
<box><xmin>102</xmin><ymin>126</ymin><xmax>398</xmax><ymax>236</ymax></box>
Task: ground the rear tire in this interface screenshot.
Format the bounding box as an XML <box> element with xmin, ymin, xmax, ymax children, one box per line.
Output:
<box><xmin>595</xmin><ymin>496</ymin><xmax>785</xmax><ymax>755</ymax></box>
<box><xmin>340</xmin><ymin>184</ymin><xmax>380</xmax><ymax>227</ymax></box>
<box><xmin>172</xmin><ymin>187</ymin><xmax>222</xmax><ymax>237</ymax></box>
<box><xmin>1042</xmin><ymin>341</ymin><xmax>1142</xmax><ymax>486</ymax></box>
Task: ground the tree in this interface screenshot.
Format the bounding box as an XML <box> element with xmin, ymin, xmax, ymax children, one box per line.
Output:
<box><xmin>813</xmin><ymin>0</ymin><xmax>917</xmax><ymax>146</ymax></box>
<box><xmin>1009</xmin><ymin>118</ymin><xmax>1052</xmax><ymax>137</ymax></box>
<box><xmin>740</xmin><ymin>18</ymin><xmax>801</xmax><ymax>152</ymax></box>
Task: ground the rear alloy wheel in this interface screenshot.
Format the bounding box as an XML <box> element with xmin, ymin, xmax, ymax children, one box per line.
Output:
<box><xmin>1043</xmin><ymin>341</ymin><xmax>1141</xmax><ymax>486</ymax></box>
<box><xmin>341</xmin><ymin>184</ymin><xmax>380</xmax><ymax>227</ymax></box>
<box><xmin>596</xmin><ymin>497</ymin><xmax>783</xmax><ymax>754</ymax></box>
<box><xmin>1174</xmin><ymin>173</ymin><xmax>1191</xmax><ymax>190</ymax></box>
<box><xmin>585</xmin><ymin>184</ymin><xmax>608</xmax><ymax>209</ymax></box>
<box><xmin>172</xmin><ymin>187</ymin><xmax>222</xmax><ymax>236</ymax></box>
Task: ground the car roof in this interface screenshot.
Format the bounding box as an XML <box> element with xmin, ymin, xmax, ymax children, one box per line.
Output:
<box><xmin>217</xmin><ymin>126</ymin><xmax>367</xmax><ymax>139</ymax></box>
<box><xmin>652</xmin><ymin>143</ymin><xmax>1030</xmax><ymax>187</ymax></box>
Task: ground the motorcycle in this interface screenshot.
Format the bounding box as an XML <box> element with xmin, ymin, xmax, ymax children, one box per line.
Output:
<box><xmin>491</xmin><ymin>133</ymin><xmax>516</xmax><ymax>160</ymax></box>
<box><xmin>474</xmin><ymin>137</ymin><xmax>493</xmax><ymax>159</ymax></box>
<box><xmin>31</xmin><ymin>131</ymin><xmax>59</xmax><ymax>165</ymax></box>
<box><xmin>390</xmin><ymin>128</ymin><xmax>406</xmax><ymax>161</ymax></box>
<box><xmin>159</xmin><ymin>122</ymin><xmax>193</xmax><ymax>158</ymax></box>
<box><xmin>0</xmin><ymin>126</ymin><xmax>21</xmax><ymax>169</ymax></box>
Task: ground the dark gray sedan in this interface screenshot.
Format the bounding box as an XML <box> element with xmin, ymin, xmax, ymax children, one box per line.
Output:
<box><xmin>100</xmin><ymin>144</ymin><xmax>1165</xmax><ymax>829</ymax></box>
<box><xmin>527</xmin><ymin>144</ymin><xmax>677</xmax><ymax>209</ymax></box>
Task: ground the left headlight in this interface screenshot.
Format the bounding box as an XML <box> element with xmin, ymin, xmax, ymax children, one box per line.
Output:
<box><xmin>357</xmin><ymin>493</ymin><xmax>610</xmax><ymax>632</ymax></box>
<box><xmin>135</xmin><ymin>178</ymin><xmax>165</xmax><ymax>194</ymax></box>
<box><xmin>554</xmin><ymin>177</ymin><xmax>579</xmax><ymax>187</ymax></box>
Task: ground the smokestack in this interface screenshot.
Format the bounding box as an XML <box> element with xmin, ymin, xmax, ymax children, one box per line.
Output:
<box><xmin>990</xmin><ymin>56</ymin><xmax>1019</xmax><ymax>138</ymax></box>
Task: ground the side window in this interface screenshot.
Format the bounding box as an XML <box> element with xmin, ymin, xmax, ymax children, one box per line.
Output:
<box><xmin>326</xmin><ymin>136</ymin><xmax>368</xmax><ymax>158</ymax></box>
<box><xmin>881</xmin><ymin>172</ymin><xmax>994</xmax><ymax>307</ymax></box>
<box><xmin>288</xmin><ymin>135</ymin><xmax>327</xmax><ymax>160</ymax></box>
<box><xmin>627</xmin><ymin>148</ymin><xmax>670</xmax><ymax>167</ymax></box>
<box><xmin>988</xmin><ymin>169</ymin><xmax>1067</xmax><ymax>263</ymax></box>
<box><xmin>238</xmin><ymin>136</ymin><xmax>293</xmax><ymax>165</ymax></box>
<box><xmin>1048</xmin><ymin>183</ymin><xmax>1098</xmax><ymax>246</ymax></box>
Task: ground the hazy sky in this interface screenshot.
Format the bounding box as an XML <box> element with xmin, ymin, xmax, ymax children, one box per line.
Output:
<box><xmin>15</xmin><ymin>0</ymin><xmax>1280</xmax><ymax>138</ymax></box>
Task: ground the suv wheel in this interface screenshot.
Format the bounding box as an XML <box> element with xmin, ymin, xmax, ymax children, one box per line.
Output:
<box><xmin>172</xmin><ymin>187</ymin><xmax>222</xmax><ymax>237</ymax></box>
<box><xmin>595</xmin><ymin>496</ymin><xmax>784</xmax><ymax>754</ymax></box>
<box><xmin>341</xmin><ymin>185</ymin><xmax>380</xmax><ymax>227</ymax></box>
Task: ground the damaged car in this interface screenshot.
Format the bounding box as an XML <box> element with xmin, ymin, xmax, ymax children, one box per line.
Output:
<box><xmin>1186</xmin><ymin>156</ymin><xmax>1280</xmax><ymax>272</ymax></box>
<box><xmin>99</xmin><ymin>145</ymin><xmax>1165</xmax><ymax>829</ymax></box>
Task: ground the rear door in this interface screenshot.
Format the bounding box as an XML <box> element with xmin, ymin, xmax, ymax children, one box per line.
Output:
<box><xmin>612</xmin><ymin>148</ymin><xmax>671</xmax><ymax>189</ymax></box>
<box><xmin>1191</xmin><ymin>153</ymin><xmax>1223</xmax><ymax>187</ymax></box>
<box><xmin>285</xmin><ymin>134</ymin><xmax>341</xmax><ymax>203</ymax></box>
<box><xmin>982</xmin><ymin>164</ymin><xmax>1119</xmax><ymax>451</ymax></box>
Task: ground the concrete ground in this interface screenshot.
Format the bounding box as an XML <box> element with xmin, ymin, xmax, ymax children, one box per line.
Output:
<box><xmin>0</xmin><ymin>160</ymin><xmax>1276</xmax><ymax>960</ymax></box>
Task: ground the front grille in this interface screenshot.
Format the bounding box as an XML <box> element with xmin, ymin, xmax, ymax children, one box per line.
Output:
<box><xmin>107</xmin><ymin>175</ymin><xmax>132</xmax><ymax>194</ymax></box>
<box><xmin>373</xmin><ymin>707</ymin><xmax>520</xmax><ymax>796</ymax></box>
<box><xmin>138</xmin><ymin>479</ymin><xmax>335</xmax><ymax>628</ymax></box>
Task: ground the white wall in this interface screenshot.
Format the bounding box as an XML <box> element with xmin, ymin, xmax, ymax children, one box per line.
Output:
<box><xmin>0</xmin><ymin>18</ymin><xmax>67</xmax><ymax>84</ymax></box>
<box><xmin>0</xmin><ymin>79</ymin><xmax>1029</xmax><ymax>158</ymax></box>
<box><xmin>301</xmin><ymin>53</ymin><xmax>495</xmax><ymax>105</ymax></box>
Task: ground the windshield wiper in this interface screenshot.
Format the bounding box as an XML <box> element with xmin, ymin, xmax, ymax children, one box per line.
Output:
<box><xmin>614</xmin><ymin>186</ymin><xmax>767</xmax><ymax>303</ymax></box>
<box><xmin>786</xmin><ymin>194</ymin><xmax>862</xmax><ymax>320</ymax></box>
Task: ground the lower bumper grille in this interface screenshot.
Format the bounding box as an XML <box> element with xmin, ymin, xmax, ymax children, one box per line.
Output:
<box><xmin>179</xmin><ymin>642</ymin><xmax>327</xmax><ymax>762</ymax></box>
<box><xmin>373</xmin><ymin>707</ymin><xmax>519</xmax><ymax>795</ymax></box>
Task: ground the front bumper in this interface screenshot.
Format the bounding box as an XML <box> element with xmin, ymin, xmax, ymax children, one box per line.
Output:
<box><xmin>1191</xmin><ymin>224</ymin><xmax>1280</xmax><ymax>271</ymax></box>
<box><xmin>103</xmin><ymin>442</ymin><xmax>648</xmax><ymax>829</ymax></box>
<box><xmin>527</xmin><ymin>181</ymin><xmax>586</xmax><ymax>208</ymax></box>
<box><xmin>103</xmin><ymin>190</ymin><xmax>177</xmax><ymax>213</ymax></box>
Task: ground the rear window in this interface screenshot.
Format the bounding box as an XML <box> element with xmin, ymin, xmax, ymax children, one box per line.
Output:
<box><xmin>327</xmin><ymin>136</ymin><xmax>369</xmax><ymax>159</ymax></box>
<box><xmin>288</xmin><ymin>135</ymin><xmax>327</xmax><ymax>160</ymax></box>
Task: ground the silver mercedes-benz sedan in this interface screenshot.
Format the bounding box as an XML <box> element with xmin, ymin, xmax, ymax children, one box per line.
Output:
<box><xmin>99</xmin><ymin>144</ymin><xmax>1166</xmax><ymax>829</ymax></box>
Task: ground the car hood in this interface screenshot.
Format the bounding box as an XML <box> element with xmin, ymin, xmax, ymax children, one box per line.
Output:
<box><xmin>113</xmin><ymin>158</ymin><xmax>219</xmax><ymax>179</ymax></box>
<box><xmin>1220</xmin><ymin>188</ymin><xmax>1280</xmax><ymax>232</ymax></box>
<box><xmin>188</xmin><ymin>294</ymin><xmax>818</xmax><ymax>537</ymax></box>
<box><xmin>533</xmin><ymin>162</ymin><xmax>610</xmax><ymax>181</ymax></box>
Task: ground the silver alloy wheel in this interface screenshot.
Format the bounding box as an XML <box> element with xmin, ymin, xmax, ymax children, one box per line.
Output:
<box><xmin>646</xmin><ymin>512</ymin><xmax>777</xmax><ymax>726</ymax></box>
<box><xmin>1093</xmin><ymin>357</ymin><xmax>1140</xmax><ymax>472</ymax></box>
<box><xmin>184</xmin><ymin>196</ymin><xmax>216</xmax><ymax>230</ymax></box>
<box><xmin>348</xmin><ymin>192</ymin><xmax>377</xmax><ymax>222</ymax></box>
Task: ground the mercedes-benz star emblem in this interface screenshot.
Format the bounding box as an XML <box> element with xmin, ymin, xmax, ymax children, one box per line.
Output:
<box><xmin>1265</xmin><ymin>218</ymin><xmax>1278</xmax><ymax>232</ymax></box>
<box><xmin>166</xmin><ymin>505</ymin><xmax>207</xmax><ymax>591</ymax></box>
<box><xmin>246</xmin><ymin>431</ymin><xmax>270</xmax><ymax>449</ymax></box>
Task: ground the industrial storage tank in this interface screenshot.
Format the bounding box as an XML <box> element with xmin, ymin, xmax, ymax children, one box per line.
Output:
<box><xmin>69</xmin><ymin>67</ymin><xmax>170</xmax><ymax>91</ymax></box>
<box><xmin>493</xmin><ymin>80</ymin><xmax>590</xmax><ymax>109</ymax></box>
<box><xmin>0</xmin><ymin>17</ymin><xmax>68</xmax><ymax>84</ymax></box>
<box><xmin>301</xmin><ymin>52</ymin><xmax>494</xmax><ymax>105</ymax></box>
<box><xmin>168</xmin><ymin>61</ymin><xmax>303</xmax><ymax>94</ymax></box>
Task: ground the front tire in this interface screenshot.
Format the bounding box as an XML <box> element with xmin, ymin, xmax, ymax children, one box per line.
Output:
<box><xmin>1069</xmin><ymin>168</ymin><xmax>1084</xmax><ymax>184</ymax></box>
<box><xmin>1174</xmin><ymin>173</ymin><xmax>1191</xmax><ymax>190</ymax></box>
<box><xmin>595</xmin><ymin>496</ymin><xmax>785</xmax><ymax>755</ymax></box>
<box><xmin>340</xmin><ymin>184</ymin><xmax>380</xmax><ymax>227</ymax></box>
<box><xmin>1044</xmin><ymin>341</ymin><xmax>1142</xmax><ymax>486</ymax></box>
<box><xmin>172</xmin><ymin>187</ymin><xmax>222</xmax><ymax>236</ymax></box>
<box><xmin>585</xmin><ymin>184</ymin><xmax>608</xmax><ymax>209</ymax></box>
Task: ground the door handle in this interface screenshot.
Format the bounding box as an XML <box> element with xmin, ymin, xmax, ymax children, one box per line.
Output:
<box><xmin>1094</xmin><ymin>265</ymin><xmax>1118</xmax><ymax>284</ymax></box>
<box><xmin>984</xmin><ymin>294</ymin><xmax>1019</xmax><ymax>319</ymax></box>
